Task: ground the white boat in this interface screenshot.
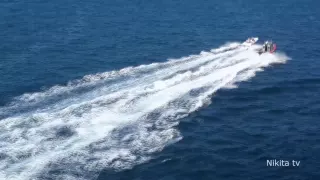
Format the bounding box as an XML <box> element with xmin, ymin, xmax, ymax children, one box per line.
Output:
<box><xmin>242</xmin><ymin>37</ymin><xmax>259</xmax><ymax>47</ymax></box>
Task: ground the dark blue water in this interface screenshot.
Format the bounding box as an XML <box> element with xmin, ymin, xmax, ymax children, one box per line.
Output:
<box><xmin>1</xmin><ymin>0</ymin><xmax>320</xmax><ymax>180</ymax></box>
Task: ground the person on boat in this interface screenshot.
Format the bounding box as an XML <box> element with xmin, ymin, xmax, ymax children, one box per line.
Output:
<box><xmin>264</xmin><ymin>41</ymin><xmax>268</xmax><ymax>52</ymax></box>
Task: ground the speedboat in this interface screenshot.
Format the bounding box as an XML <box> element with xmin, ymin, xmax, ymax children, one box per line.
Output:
<box><xmin>257</xmin><ymin>41</ymin><xmax>277</xmax><ymax>55</ymax></box>
<box><xmin>242</xmin><ymin>37</ymin><xmax>259</xmax><ymax>47</ymax></box>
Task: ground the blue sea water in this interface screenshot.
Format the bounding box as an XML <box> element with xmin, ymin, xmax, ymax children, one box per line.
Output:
<box><xmin>1</xmin><ymin>0</ymin><xmax>320</xmax><ymax>180</ymax></box>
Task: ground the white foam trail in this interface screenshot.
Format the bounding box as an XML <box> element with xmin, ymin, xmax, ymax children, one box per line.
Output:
<box><xmin>0</xmin><ymin>42</ymin><xmax>289</xmax><ymax>180</ymax></box>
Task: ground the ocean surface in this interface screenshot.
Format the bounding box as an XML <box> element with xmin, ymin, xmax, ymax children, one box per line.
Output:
<box><xmin>1</xmin><ymin>0</ymin><xmax>320</xmax><ymax>180</ymax></box>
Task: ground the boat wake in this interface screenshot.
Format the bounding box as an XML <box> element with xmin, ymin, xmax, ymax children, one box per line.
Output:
<box><xmin>0</xmin><ymin>42</ymin><xmax>289</xmax><ymax>180</ymax></box>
